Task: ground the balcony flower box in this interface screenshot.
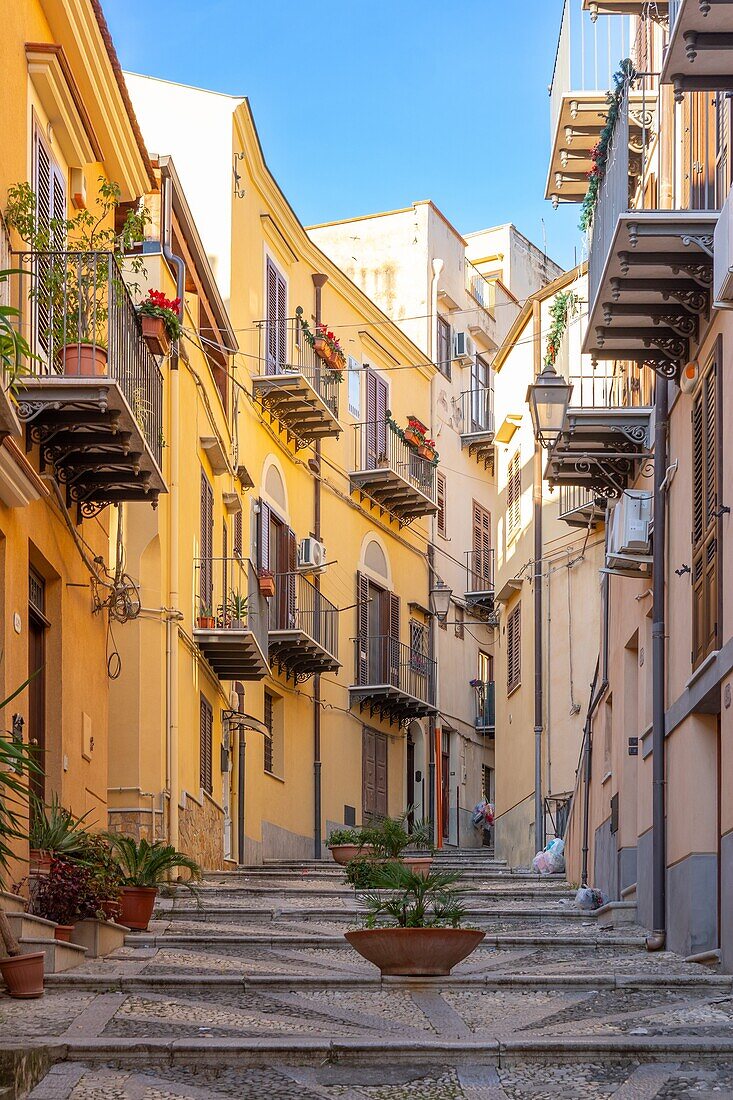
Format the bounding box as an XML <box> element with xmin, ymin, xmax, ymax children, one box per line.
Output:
<box><xmin>141</xmin><ymin>315</ymin><xmax>170</xmax><ymax>357</ymax></box>
<box><xmin>138</xmin><ymin>290</ymin><xmax>182</xmax><ymax>358</ymax></box>
<box><xmin>258</xmin><ymin>570</ymin><xmax>276</xmax><ymax>598</ymax></box>
<box><xmin>417</xmin><ymin>443</ymin><xmax>437</xmax><ymax>462</ymax></box>
<box><xmin>298</xmin><ymin>311</ymin><xmax>345</xmax><ymax>378</ymax></box>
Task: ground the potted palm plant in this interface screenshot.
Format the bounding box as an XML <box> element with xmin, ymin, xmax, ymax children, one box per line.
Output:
<box><xmin>0</xmin><ymin>675</ymin><xmax>45</xmax><ymax>998</ymax></box>
<box><xmin>345</xmin><ymin>862</ymin><xmax>484</xmax><ymax>976</ymax></box>
<box><xmin>360</xmin><ymin>810</ymin><xmax>434</xmax><ymax>876</ymax></box>
<box><xmin>106</xmin><ymin>835</ymin><xmax>201</xmax><ymax>931</ymax></box>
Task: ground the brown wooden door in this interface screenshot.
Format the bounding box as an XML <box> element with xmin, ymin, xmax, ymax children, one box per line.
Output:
<box><xmin>363</xmin><ymin>727</ymin><xmax>387</xmax><ymax>822</ymax></box>
<box><xmin>441</xmin><ymin>750</ymin><xmax>450</xmax><ymax>839</ymax></box>
<box><xmin>28</xmin><ymin>609</ymin><xmax>46</xmax><ymax>806</ymax></box>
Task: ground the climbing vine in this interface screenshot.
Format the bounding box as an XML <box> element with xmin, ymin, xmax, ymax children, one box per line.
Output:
<box><xmin>579</xmin><ymin>58</ymin><xmax>637</xmax><ymax>233</ymax></box>
<box><xmin>544</xmin><ymin>291</ymin><xmax>581</xmax><ymax>369</ymax></box>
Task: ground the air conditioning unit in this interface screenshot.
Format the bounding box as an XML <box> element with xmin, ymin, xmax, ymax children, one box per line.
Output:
<box><xmin>453</xmin><ymin>330</ymin><xmax>475</xmax><ymax>365</ymax></box>
<box><xmin>714</xmin><ymin>184</ymin><xmax>733</xmax><ymax>305</ymax></box>
<box><xmin>298</xmin><ymin>537</ymin><xmax>327</xmax><ymax>572</ymax></box>
<box><xmin>606</xmin><ymin>490</ymin><xmax>652</xmax><ymax>569</ymax></box>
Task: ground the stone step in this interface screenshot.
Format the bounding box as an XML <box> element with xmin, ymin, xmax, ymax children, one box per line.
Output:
<box><xmin>160</xmin><ymin>904</ymin><xmax>606</xmax><ymax>925</ymax></box>
<box><xmin>130</xmin><ymin>929</ymin><xmax>647</xmax><ymax>950</ymax></box>
<box><xmin>595</xmin><ymin>900</ymin><xmax>638</xmax><ymax>927</ymax></box>
<box><xmin>190</xmin><ymin>885</ymin><xmax>574</xmax><ymax>902</ymax></box>
<box><xmin>7</xmin><ymin>912</ymin><xmax>57</xmax><ymax>942</ymax></box>
<box><xmin>19</xmin><ymin>937</ymin><xmax>87</xmax><ymax>974</ymax></box>
<box><xmin>0</xmin><ymin>889</ymin><xmax>25</xmax><ymax>914</ymax></box>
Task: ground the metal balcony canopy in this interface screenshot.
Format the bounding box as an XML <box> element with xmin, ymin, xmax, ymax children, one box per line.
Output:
<box><xmin>268</xmin><ymin>573</ymin><xmax>340</xmax><ymax>682</ymax></box>
<box><xmin>545</xmin><ymin>405</ymin><xmax>653</xmax><ymax>499</ymax></box>
<box><xmin>661</xmin><ymin>0</ymin><xmax>733</xmax><ymax>100</ymax></box>
<box><xmin>582</xmin><ymin>1</ymin><xmax>657</xmax><ymax>13</ymax></box>
<box><xmin>193</xmin><ymin>627</ymin><xmax>269</xmax><ymax>680</ymax></box>
<box><xmin>584</xmin><ymin>211</ymin><xmax>716</xmax><ymax>380</ymax></box>
<box><xmin>349</xmin><ymin>681</ymin><xmax>438</xmax><ymax>725</ymax></box>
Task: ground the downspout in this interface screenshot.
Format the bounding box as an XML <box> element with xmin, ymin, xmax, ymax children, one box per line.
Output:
<box><xmin>532</xmin><ymin>299</ymin><xmax>544</xmax><ymax>852</ymax></box>
<box><xmin>312</xmin><ymin>273</ymin><xmax>328</xmax><ymax>858</ymax></box>
<box><xmin>161</xmin><ymin>172</ymin><xmax>185</xmax><ymax>848</ymax></box>
<box><xmin>237</xmin><ymin>728</ymin><xmax>246</xmax><ymax>864</ymax></box>
<box><xmin>647</xmin><ymin>378</ymin><xmax>668</xmax><ymax>951</ymax></box>
<box><xmin>428</xmin><ymin>259</ymin><xmax>443</xmax><ymax>847</ymax></box>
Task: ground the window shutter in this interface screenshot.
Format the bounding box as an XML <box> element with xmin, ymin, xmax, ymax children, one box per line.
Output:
<box><xmin>507</xmin><ymin>603</ymin><xmax>521</xmax><ymax>693</ymax></box>
<box><xmin>200</xmin><ymin>694</ymin><xmax>213</xmax><ymax>794</ymax></box>
<box><xmin>692</xmin><ymin>358</ymin><xmax>720</xmax><ymax>667</ymax></box>
<box><xmin>233</xmin><ymin>509</ymin><xmax>243</xmax><ymax>557</ymax></box>
<box><xmin>200</xmin><ymin>470</ymin><xmax>214</xmax><ymax>611</ymax></box>
<box><xmin>356</xmin><ymin>572</ymin><xmax>370</xmax><ymax>684</ymax></box>
<box><xmin>472</xmin><ymin>501</ymin><xmax>491</xmax><ymax>584</ymax></box>
<box><xmin>507</xmin><ymin>452</ymin><xmax>521</xmax><ymax>538</ymax></box>
<box><xmin>258</xmin><ymin>500</ymin><xmax>271</xmax><ymax>572</ymax></box>
<box><xmin>263</xmin><ymin>690</ymin><xmax>273</xmax><ymax>773</ymax></box>
<box><xmin>436</xmin><ymin>473</ymin><xmax>446</xmax><ymax>537</ymax></box>
<box><xmin>437</xmin><ymin>316</ymin><xmax>451</xmax><ymax>379</ymax></box>
<box><xmin>388</xmin><ymin>592</ymin><xmax>400</xmax><ymax>687</ymax></box>
<box><xmin>265</xmin><ymin>259</ymin><xmax>287</xmax><ymax>373</ymax></box>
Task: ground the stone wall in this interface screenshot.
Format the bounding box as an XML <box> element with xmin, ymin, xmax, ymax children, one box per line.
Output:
<box><xmin>179</xmin><ymin>791</ymin><xmax>225</xmax><ymax>871</ymax></box>
<box><xmin>107</xmin><ymin>808</ymin><xmax>166</xmax><ymax>843</ymax></box>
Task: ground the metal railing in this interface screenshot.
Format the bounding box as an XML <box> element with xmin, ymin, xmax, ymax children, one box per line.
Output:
<box><xmin>550</xmin><ymin>0</ymin><xmax>632</xmax><ymax>139</ymax></box>
<box><xmin>352</xmin><ymin>420</ymin><xmax>437</xmax><ymax>503</ymax></box>
<box><xmin>11</xmin><ymin>250</ymin><xmax>163</xmax><ymax>466</ymax></box>
<box><xmin>464</xmin><ymin>258</ymin><xmax>495</xmax><ymax>315</ymax></box>
<box><xmin>566</xmin><ymin>359</ymin><xmax>653</xmax><ymax>409</ymax></box>
<box><xmin>466</xmin><ymin>549</ymin><xmax>495</xmax><ymax>594</ymax></box>
<box><xmin>194</xmin><ymin>555</ymin><xmax>269</xmax><ymax>656</ymax></box>
<box><xmin>588</xmin><ymin>85</ymin><xmax>631</xmax><ymax>308</ymax></box>
<box><xmin>460</xmin><ymin>387</ymin><xmax>494</xmax><ymax>436</ymax></box>
<box><xmin>255</xmin><ymin>313</ymin><xmax>340</xmax><ymax>417</ymax></box>
<box><xmin>354</xmin><ymin>635</ymin><xmax>436</xmax><ymax>705</ymax></box>
<box><xmin>270</xmin><ymin>571</ymin><xmax>339</xmax><ymax>659</ymax></box>
<box><xmin>474</xmin><ymin>680</ymin><xmax>495</xmax><ymax>731</ymax></box>
<box><xmin>558</xmin><ymin>484</ymin><xmax>606</xmax><ymax>520</ymax></box>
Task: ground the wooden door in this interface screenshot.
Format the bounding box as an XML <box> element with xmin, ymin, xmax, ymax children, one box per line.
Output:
<box><xmin>28</xmin><ymin>571</ymin><xmax>47</xmax><ymax>807</ymax></box>
<box><xmin>362</xmin><ymin>727</ymin><xmax>388</xmax><ymax>821</ymax></box>
<box><xmin>441</xmin><ymin>749</ymin><xmax>450</xmax><ymax>839</ymax></box>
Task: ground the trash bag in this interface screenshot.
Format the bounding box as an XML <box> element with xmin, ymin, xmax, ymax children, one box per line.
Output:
<box><xmin>575</xmin><ymin>885</ymin><xmax>605</xmax><ymax>910</ymax></box>
<box><xmin>532</xmin><ymin>837</ymin><xmax>565</xmax><ymax>875</ymax></box>
<box><xmin>532</xmin><ymin>850</ymin><xmax>553</xmax><ymax>874</ymax></box>
<box><xmin>472</xmin><ymin>801</ymin><xmax>487</xmax><ymax>828</ymax></box>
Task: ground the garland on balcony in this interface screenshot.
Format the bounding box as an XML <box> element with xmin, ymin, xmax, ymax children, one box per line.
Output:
<box><xmin>544</xmin><ymin>291</ymin><xmax>581</xmax><ymax>369</ymax></box>
<box><xmin>578</xmin><ymin>58</ymin><xmax>637</xmax><ymax>234</ymax></box>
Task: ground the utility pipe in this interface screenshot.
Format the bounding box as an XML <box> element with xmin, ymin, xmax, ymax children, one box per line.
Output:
<box><xmin>237</xmin><ymin>728</ymin><xmax>246</xmax><ymax>865</ymax></box>
<box><xmin>312</xmin><ymin>273</ymin><xmax>328</xmax><ymax>859</ymax></box>
<box><xmin>647</xmin><ymin>378</ymin><xmax>669</xmax><ymax>951</ymax></box>
<box><xmin>532</xmin><ymin>300</ymin><xmax>544</xmax><ymax>852</ymax></box>
<box><xmin>427</xmin><ymin>258</ymin><xmax>443</xmax><ymax>847</ymax></box>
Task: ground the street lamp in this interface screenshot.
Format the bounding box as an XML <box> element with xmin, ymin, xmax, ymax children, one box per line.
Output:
<box><xmin>429</xmin><ymin>579</ymin><xmax>453</xmax><ymax>623</ymax></box>
<box><xmin>526</xmin><ymin>364</ymin><xmax>573</xmax><ymax>449</ymax></box>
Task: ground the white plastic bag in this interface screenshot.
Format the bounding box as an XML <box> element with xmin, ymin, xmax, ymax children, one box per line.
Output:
<box><xmin>575</xmin><ymin>885</ymin><xmax>605</xmax><ymax>910</ymax></box>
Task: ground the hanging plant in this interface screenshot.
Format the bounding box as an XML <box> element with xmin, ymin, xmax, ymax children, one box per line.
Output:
<box><xmin>544</xmin><ymin>290</ymin><xmax>581</xmax><ymax>370</ymax></box>
<box><xmin>579</xmin><ymin>58</ymin><xmax>637</xmax><ymax>233</ymax></box>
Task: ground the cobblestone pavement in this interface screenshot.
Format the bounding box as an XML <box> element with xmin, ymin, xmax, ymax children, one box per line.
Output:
<box><xmin>5</xmin><ymin>856</ymin><xmax>733</xmax><ymax>1098</ymax></box>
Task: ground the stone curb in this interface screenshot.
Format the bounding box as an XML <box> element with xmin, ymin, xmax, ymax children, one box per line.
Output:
<box><xmin>129</xmin><ymin>932</ymin><xmax>646</xmax><ymax>949</ymax></box>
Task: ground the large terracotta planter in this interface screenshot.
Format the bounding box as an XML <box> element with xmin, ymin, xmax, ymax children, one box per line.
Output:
<box><xmin>0</xmin><ymin>951</ymin><xmax>45</xmax><ymax>998</ymax></box>
<box><xmin>141</xmin><ymin>314</ymin><xmax>170</xmax><ymax>357</ymax></box>
<box><xmin>53</xmin><ymin>925</ymin><xmax>74</xmax><ymax>942</ymax></box>
<box><xmin>119</xmin><ymin>886</ymin><xmax>157</xmax><ymax>931</ymax></box>
<box><xmin>61</xmin><ymin>343</ymin><xmax>108</xmax><ymax>378</ymax></box>
<box><xmin>328</xmin><ymin>843</ymin><xmax>374</xmax><ymax>866</ymax></box>
<box><xmin>400</xmin><ymin>856</ymin><xmax>433</xmax><ymax>878</ymax></box>
<box><xmin>345</xmin><ymin>927</ymin><xmax>485</xmax><ymax>976</ymax></box>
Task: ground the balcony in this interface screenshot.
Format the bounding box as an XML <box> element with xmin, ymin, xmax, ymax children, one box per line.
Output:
<box><xmin>558</xmin><ymin>483</ymin><xmax>608</xmax><ymax>527</ymax></box>
<box><xmin>253</xmin><ymin>314</ymin><xmax>341</xmax><ymax>447</ymax></box>
<box><xmin>584</xmin><ymin>83</ymin><xmax>717</xmax><ymax>380</ymax></box>
<box><xmin>350</xmin><ymin>420</ymin><xmax>438</xmax><ymax>526</ymax></box>
<box><xmin>350</xmin><ymin>635</ymin><xmax>437</xmax><ymax>725</ymax></box>
<box><xmin>460</xmin><ymin>388</ymin><xmax>495</xmax><ymax>470</ymax></box>
<box><xmin>473</xmin><ymin>680</ymin><xmax>495</xmax><ymax>736</ymax></box>
<box><xmin>268</xmin><ymin>571</ymin><xmax>340</xmax><ymax>681</ymax></box>
<box><xmin>547</xmin><ymin>0</ymin><xmax>657</xmax><ymax>204</ymax></box>
<box><xmin>11</xmin><ymin>251</ymin><xmax>164</xmax><ymax>517</ymax></box>
<box><xmin>547</xmin><ymin>360</ymin><xmax>653</xmax><ymax>500</ymax></box>
<box><xmin>465</xmin><ymin>549</ymin><xmax>495</xmax><ymax>618</ymax></box>
<box><xmin>193</xmin><ymin>556</ymin><xmax>269</xmax><ymax>681</ymax></box>
<box><xmin>464</xmin><ymin>259</ymin><xmax>496</xmax><ymax>344</ymax></box>
<box><xmin>661</xmin><ymin>0</ymin><xmax>733</xmax><ymax>102</ymax></box>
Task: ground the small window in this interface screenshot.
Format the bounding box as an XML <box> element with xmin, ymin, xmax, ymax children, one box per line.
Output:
<box><xmin>507</xmin><ymin>602</ymin><xmax>521</xmax><ymax>694</ymax></box>
<box><xmin>454</xmin><ymin>605</ymin><xmax>464</xmax><ymax>640</ymax></box>
<box><xmin>437</xmin><ymin>316</ymin><xmax>451</xmax><ymax>379</ymax></box>
<box><xmin>409</xmin><ymin>619</ymin><xmax>428</xmax><ymax>673</ymax></box>
<box><xmin>263</xmin><ymin>689</ymin><xmax>283</xmax><ymax>775</ymax></box>
<box><xmin>436</xmin><ymin>472</ymin><xmax>447</xmax><ymax>538</ymax></box>
<box><xmin>507</xmin><ymin>450</ymin><xmax>521</xmax><ymax>540</ymax></box>
<box><xmin>200</xmin><ymin>694</ymin><xmax>213</xmax><ymax>795</ymax></box>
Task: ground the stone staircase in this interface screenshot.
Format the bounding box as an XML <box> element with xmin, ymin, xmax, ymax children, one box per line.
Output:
<box><xmin>2</xmin><ymin>861</ymin><xmax>731</xmax><ymax>1099</ymax></box>
<box><xmin>1</xmin><ymin>891</ymin><xmax>87</xmax><ymax>976</ymax></box>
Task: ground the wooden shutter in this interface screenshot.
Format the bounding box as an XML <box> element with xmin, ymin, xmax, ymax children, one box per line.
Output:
<box><xmin>233</xmin><ymin>510</ymin><xmax>243</xmax><ymax>557</ymax></box>
<box><xmin>472</xmin><ymin>501</ymin><xmax>491</xmax><ymax>584</ymax></box>
<box><xmin>258</xmin><ymin>500</ymin><xmax>271</xmax><ymax>572</ymax></box>
<box><xmin>365</xmin><ymin>368</ymin><xmax>388</xmax><ymax>467</ymax></box>
<box><xmin>199</xmin><ymin>694</ymin><xmax>213</xmax><ymax>794</ymax></box>
<box><xmin>200</xmin><ymin>470</ymin><xmax>214</xmax><ymax>611</ymax></box>
<box><xmin>33</xmin><ymin>125</ymin><xmax>66</xmax><ymax>361</ymax></box>
<box><xmin>362</xmin><ymin>727</ymin><xmax>376</xmax><ymax>820</ymax></box>
<box><xmin>222</xmin><ymin>521</ymin><xmax>228</xmax><ymax>612</ymax></box>
<box><xmin>437</xmin><ymin>316</ymin><xmax>451</xmax><ymax>378</ymax></box>
<box><xmin>263</xmin><ymin>691</ymin><xmax>273</xmax><ymax>773</ymax></box>
<box><xmin>265</xmin><ymin>258</ymin><xmax>286</xmax><ymax>373</ymax></box>
<box><xmin>356</xmin><ymin>572</ymin><xmax>370</xmax><ymax>684</ymax></box>
<box><xmin>436</xmin><ymin>473</ymin><xmax>446</xmax><ymax>537</ymax></box>
<box><xmin>692</xmin><ymin>359</ymin><xmax>720</xmax><ymax>668</ymax></box>
<box><xmin>375</xmin><ymin>733</ymin><xmax>388</xmax><ymax>817</ymax></box>
<box><xmin>507</xmin><ymin>602</ymin><xmax>521</xmax><ymax>694</ymax></box>
<box><xmin>388</xmin><ymin>592</ymin><xmax>400</xmax><ymax>687</ymax></box>
<box><xmin>507</xmin><ymin>451</ymin><xmax>521</xmax><ymax>538</ymax></box>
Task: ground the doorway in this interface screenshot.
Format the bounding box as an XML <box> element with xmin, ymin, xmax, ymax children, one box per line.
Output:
<box><xmin>441</xmin><ymin>747</ymin><xmax>450</xmax><ymax>840</ymax></box>
<box><xmin>28</xmin><ymin>569</ymin><xmax>47</xmax><ymax>808</ymax></box>
<box><xmin>406</xmin><ymin>736</ymin><xmax>415</xmax><ymax>832</ymax></box>
<box><xmin>362</xmin><ymin>726</ymin><xmax>388</xmax><ymax>822</ymax></box>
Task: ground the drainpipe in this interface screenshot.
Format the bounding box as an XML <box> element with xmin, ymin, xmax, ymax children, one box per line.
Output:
<box><xmin>647</xmin><ymin>378</ymin><xmax>668</xmax><ymax>951</ymax></box>
<box><xmin>237</xmin><ymin>728</ymin><xmax>246</xmax><ymax>864</ymax></box>
<box><xmin>161</xmin><ymin>172</ymin><xmax>185</xmax><ymax>848</ymax></box>
<box><xmin>532</xmin><ymin>300</ymin><xmax>544</xmax><ymax>852</ymax></box>
<box><xmin>427</xmin><ymin>258</ymin><xmax>443</xmax><ymax>847</ymax></box>
<box><xmin>312</xmin><ymin>273</ymin><xmax>328</xmax><ymax>858</ymax></box>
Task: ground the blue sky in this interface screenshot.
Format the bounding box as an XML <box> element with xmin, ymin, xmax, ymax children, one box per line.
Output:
<box><xmin>105</xmin><ymin>0</ymin><xmax>581</xmax><ymax>269</ymax></box>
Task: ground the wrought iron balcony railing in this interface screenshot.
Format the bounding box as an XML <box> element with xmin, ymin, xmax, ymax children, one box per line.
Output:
<box><xmin>466</xmin><ymin>549</ymin><xmax>495</xmax><ymax>596</ymax></box>
<box><xmin>464</xmin><ymin>259</ymin><xmax>495</xmax><ymax>315</ymax></box>
<box><xmin>460</xmin><ymin>387</ymin><xmax>494</xmax><ymax>437</ymax></box>
<box><xmin>255</xmin><ymin>314</ymin><xmax>340</xmax><ymax>417</ymax></box>
<box><xmin>557</xmin><ymin>484</ymin><xmax>607</xmax><ymax>527</ymax></box>
<box><xmin>474</xmin><ymin>680</ymin><xmax>495</xmax><ymax>732</ymax></box>
<box><xmin>194</xmin><ymin>555</ymin><xmax>269</xmax><ymax>680</ymax></box>
<box><xmin>269</xmin><ymin>570</ymin><xmax>339</xmax><ymax>672</ymax></box>
<box><xmin>12</xmin><ymin>250</ymin><xmax>163</xmax><ymax>466</ymax></box>
<box><xmin>353</xmin><ymin>635</ymin><xmax>436</xmax><ymax>708</ymax></box>
<box><xmin>350</xmin><ymin>420</ymin><xmax>437</xmax><ymax>522</ymax></box>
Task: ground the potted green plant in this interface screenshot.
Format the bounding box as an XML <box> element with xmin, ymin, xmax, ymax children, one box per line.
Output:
<box><xmin>327</xmin><ymin>827</ymin><xmax>374</xmax><ymax>866</ymax></box>
<box><xmin>105</xmin><ymin>835</ymin><xmax>201</xmax><ymax>931</ymax></box>
<box><xmin>258</xmin><ymin>568</ymin><xmax>276</xmax><ymax>598</ymax></box>
<box><xmin>403</xmin><ymin>415</ymin><xmax>428</xmax><ymax>450</ymax></box>
<box><xmin>0</xmin><ymin>675</ymin><xmax>45</xmax><ymax>998</ymax></box>
<box><xmin>31</xmin><ymin>858</ymin><xmax>104</xmax><ymax>941</ymax></box>
<box><xmin>360</xmin><ymin>810</ymin><xmax>434</xmax><ymax>876</ymax></box>
<box><xmin>79</xmin><ymin>834</ymin><xmax>123</xmax><ymax>922</ymax></box>
<box><xmin>5</xmin><ymin>178</ymin><xmax>148</xmax><ymax>378</ymax></box>
<box><xmin>196</xmin><ymin>602</ymin><xmax>215</xmax><ymax>630</ymax></box>
<box><xmin>345</xmin><ymin>862</ymin><xmax>484</xmax><ymax>976</ymax></box>
<box><xmin>297</xmin><ymin>311</ymin><xmax>345</xmax><ymax>378</ymax></box>
<box><xmin>28</xmin><ymin>794</ymin><xmax>92</xmax><ymax>875</ymax></box>
<box><xmin>226</xmin><ymin>591</ymin><xmax>249</xmax><ymax>629</ymax></box>
<box><xmin>137</xmin><ymin>289</ymin><xmax>182</xmax><ymax>357</ymax></box>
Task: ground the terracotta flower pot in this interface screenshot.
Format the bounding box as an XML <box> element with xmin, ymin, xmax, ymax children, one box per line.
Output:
<box><xmin>53</xmin><ymin>925</ymin><xmax>74</xmax><ymax>942</ymax></box>
<box><xmin>141</xmin><ymin>314</ymin><xmax>170</xmax><ymax>357</ymax></box>
<box><xmin>403</xmin><ymin>428</ymin><xmax>422</xmax><ymax>448</ymax></box>
<box><xmin>345</xmin><ymin>927</ymin><xmax>485</xmax><ymax>976</ymax></box>
<box><xmin>196</xmin><ymin>615</ymin><xmax>216</xmax><ymax>630</ymax></box>
<box><xmin>328</xmin><ymin>843</ymin><xmax>375</xmax><ymax>866</ymax></box>
<box><xmin>60</xmin><ymin>343</ymin><xmax>108</xmax><ymax>378</ymax></box>
<box><xmin>29</xmin><ymin>849</ymin><xmax>53</xmax><ymax>876</ymax></box>
<box><xmin>313</xmin><ymin>336</ymin><xmax>330</xmax><ymax>363</ymax></box>
<box><xmin>400</xmin><ymin>856</ymin><xmax>433</xmax><ymax>878</ymax></box>
<box><xmin>258</xmin><ymin>574</ymin><xmax>276</xmax><ymax>598</ymax></box>
<box><xmin>100</xmin><ymin>898</ymin><xmax>121</xmax><ymax>923</ymax></box>
<box><xmin>0</xmin><ymin>951</ymin><xmax>45</xmax><ymax>998</ymax></box>
<box><xmin>118</xmin><ymin>886</ymin><xmax>158</xmax><ymax>931</ymax></box>
<box><xmin>417</xmin><ymin>445</ymin><xmax>435</xmax><ymax>462</ymax></box>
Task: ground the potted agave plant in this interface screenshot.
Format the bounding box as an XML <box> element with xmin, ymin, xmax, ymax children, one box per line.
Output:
<box><xmin>196</xmin><ymin>602</ymin><xmax>215</xmax><ymax>630</ymax></box>
<box><xmin>345</xmin><ymin>862</ymin><xmax>484</xmax><ymax>977</ymax></box>
<box><xmin>106</xmin><ymin>835</ymin><xmax>201</xmax><ymax>931</ymax></box>
<box><xmin>28</xmin><ymin>794</ymin><xmax>92</xmax><ymax>876</ymax></box>
<box><xmin>226</xmin><ymin>591</ymin><xmax>249</xmax><ymax>629</ymax></box>
<box><xmin>137</xmin><ymin>289</ymin><xmax>182</xmax><ymax>357</ymax></box>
